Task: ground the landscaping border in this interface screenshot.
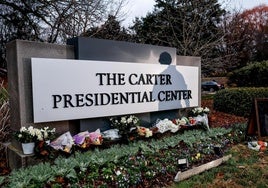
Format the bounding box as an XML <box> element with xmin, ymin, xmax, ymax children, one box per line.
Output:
<box><xmin>174</xmin><ymin>154</ymin><xmax>232</xmax><ymax>182</ymax></box>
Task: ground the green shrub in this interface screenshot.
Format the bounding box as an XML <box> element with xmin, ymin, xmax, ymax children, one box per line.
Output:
<box><xmin>213</xmin><ymin>87</ymin><xmax>268</xmax><ymax>117</ymax></box>
<box><xmin>228</xmin><ymin>61</ymin><xmax>268</xmax><ymax>87</ymax></box>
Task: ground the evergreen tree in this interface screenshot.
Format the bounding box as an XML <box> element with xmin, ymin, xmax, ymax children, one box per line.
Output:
<box><xmin>131</xmin><ymin>0</ymin><xmax>226</xmax><ymax>76</ymax></box>
<box><xmin>82</xmin><ymin>15</ymin><xmax>133</xmax><ymax>41</ymax></box>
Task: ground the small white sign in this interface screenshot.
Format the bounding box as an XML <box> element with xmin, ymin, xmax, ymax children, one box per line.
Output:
<box><xmin>31</xmin><ymin>58</ymin><xmax>199</xmax><ymax>123</ymax></box>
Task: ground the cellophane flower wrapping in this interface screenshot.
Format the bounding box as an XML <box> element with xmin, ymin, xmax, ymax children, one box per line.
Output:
<box><xmin>102</xmin><ymin>129</ymin><xmax>121</xmax><ymax>140</ymax></box>
<box><xmin>73</xmin><ymin>131</ymin><xmax>90</xmax><ymax>145</ymax></box>
<box><xmin>73</xmin><ymin>129</ymin><xmax>103</xmax><ymax>148</ymax></box>
<box><xmin>155</xmin><ymin>118</ymin><xmax>179</xmax><ymax>133</ymax></box>
<box><xmin>50</xmin><ymin>131</ymin><xmax>74</xmax><ymax>153</ymax></box>
<box><xmin>88</xmin><ymin>129</ymin><xmax>103</xmax><ymax>145</ymax></box>
<box><xmin>194</xmin><ymin>114</ymin><xmax>209</xmax><ymax>130</ymax></box>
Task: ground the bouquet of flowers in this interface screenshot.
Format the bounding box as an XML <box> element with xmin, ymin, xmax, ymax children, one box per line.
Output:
<box><xmin>14</xmin><ymin>126</ymin><xmax>39</xmax><ymax>143</ymax></box>
<box><xmin>191</xmin><ymin>107</ymin><xmax>210</xmax><ymax>116</ymax></box>
<box><xmin>73</xmin><ymin>129</ymin><xmax>103</xmax><ymax>148</ymax></box>
<box><xmin>39</xmin><ymin>126</ymin><xmax>56</xmax><ymax>141</ymax></box>
<box><xmin>50</xmin><ymin>131</ymin><xmax>74</xmax><ymax>153</ymax></box>
<box><xmin>190</xmin><ymin>107</ymin><xmax>210</xmax><ymax>130</ymax></box>
<box><xmin>109</xmin><ymin>115</ymin><xmax>140</xmax><ymax>135</ymax></box>
<box><xmin>174</xmin><ymin>117</ymin><xmax>188</xmax><ymax>126</ymax></box>
<box><xmin>136</xmin><ymin>126</ymin><xmax>153</xmax><ymax>138</ymax></box>
<box><xmin>155</xmin><ymin>118</ymin><xmax>179</xmax><ymax>133</ymax></box>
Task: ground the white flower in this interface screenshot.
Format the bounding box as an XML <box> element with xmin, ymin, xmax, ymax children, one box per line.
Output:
<box><xmin>192</xmin><ymin>107</ymin><xmax>210</xmax><ymax>116</ymax></box>
<box><xmin>127</xmin><ymin>117</ymin><xmax>132</xmax><ymax>124</ymax></box>
<box><xmin>20</xmin><ymin>127</ymin><xmax>27</xmax><ymax>132</ymax></box>
<box><xmin>44</xmin><ymin>132</ymin><xmax>48</xmax><ymax>139</ymax></box>
<box><xmin>37</xmin><ymin>134</ymin><xmax>43</xmax><ymax>141</ymax></box>
<box><xmin>145</xmin><ymin>129</ymin><xmax>153</xmax><ymax>137</ymax></box>
<box><xmin>29</xmin><ymin>129</ymin><xmax>36</xmax><ymax>137</ymax></box>
<box><xmin>115</xmin><ymin>170</ymin><xmax>121</xmax><ymax>176</ymax></box>
<box><xmin>51</xmin><ymin>128</ymin><xmax>56</xmax><ymax>133</ymax></box>
<box><xmin>121</xmin><ymin>117</ymin><xmax>127</xmax><ymax>124</ymax></box>
<box><xmin>204</xmin><ymin>107</ymin><xmax>210</xmax><ymax>113</ymax></box>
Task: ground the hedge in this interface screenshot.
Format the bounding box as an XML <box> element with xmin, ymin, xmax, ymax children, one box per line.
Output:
<box><xmin>228</xmin><ymin>61</ymin><xmax>268</xmax><ymax>87</ymax></box>
<box><xmin>213</xmin><ymin>87</ymin><xmax>268</xmax><ymax>117</ymax></box>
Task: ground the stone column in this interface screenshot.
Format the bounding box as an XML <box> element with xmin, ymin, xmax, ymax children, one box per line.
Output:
<box><xmin>6</xmin><ymin>40</ymin><xmax>78</xmax><ymax>169</ymax></box>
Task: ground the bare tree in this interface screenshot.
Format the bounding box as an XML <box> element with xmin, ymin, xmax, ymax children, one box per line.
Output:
<box><xmin>220</xmin><ymin>5</ymin><xmax>268</xmax><ymax>72</ymax></box>
<box><xmin>1</xmin><ymin>0</ymin><xmax>127</xmax><ymax>43</ymax></box>
<box><xmin>0</xmin><ymin>0</ymin><xmax>127</xmax><ymax>71</ymax></box>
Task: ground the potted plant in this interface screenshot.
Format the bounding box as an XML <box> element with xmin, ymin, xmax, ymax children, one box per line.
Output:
<box><xmin>191</xmin><ymin>107</ymin><xmax>210</xmax><ymax>117</ymax></box>
<box><xmin>14</xmin><ymin>126</ymin><xmax>39</xmax><ymax>154</ymax></box>
<box><xmin>109</xmin><ymin>115</ymin><xmax>140</xmax><ymax>142</ymax></box>
<box><xmin>34</xmin><ymin>127</ymin><xmax>56</xmax><ymax>158</ymax></box>
<box><xmin>39</xmin><ymin>126</ymin><xmax>56</xmax><ymax>144</ymax></box>
<box><xmin>190</xmin><ymin>107</ymin><xmax>210</xmax><ymax>130</ymax></box>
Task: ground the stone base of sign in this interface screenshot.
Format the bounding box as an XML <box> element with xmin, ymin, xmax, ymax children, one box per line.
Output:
<box><xmin>3</xmin><ymin>142</ymin><xmax>36</xmax><ymax>169</ymax></box>
<box><xmin>6</xmin><ymin>40</ymin><xmax>79</xmax><ymax>169</ymax></box>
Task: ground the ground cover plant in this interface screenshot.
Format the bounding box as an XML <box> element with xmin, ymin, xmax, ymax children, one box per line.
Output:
<box><xmin>0</xmin><ymin>123</ymin><xmax>246</xmax><ymax>187</ymax></box>
<box><xmin>0</xmin><ymin>93</ymin><xmax>259</xmax><ymax>188</ymax></box>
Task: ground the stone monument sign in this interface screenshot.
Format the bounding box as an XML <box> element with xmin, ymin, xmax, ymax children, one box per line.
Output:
<box><xmin>6</xmin><ymin>38</ymin><xmax>201</xmax><ymax>168</ymax></box>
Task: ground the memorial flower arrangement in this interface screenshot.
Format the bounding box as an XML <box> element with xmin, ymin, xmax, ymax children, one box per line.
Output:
<box><xmin>14</xmin><ymin>126</ymin><xmax>39</xmax><ymax>143</ymax></box>
<box><xmin>174</xmin><ymin>117</ymin><xmax>189</xmax><ymax>126</ymax></box>
<box><xmin>191</xmin><ymin>107</ymin><xmax>210</xmax><ymax>116</ymax></box>
<box><xmin>50</xmin><ymin>131</ymin><xmax>74</xmax><ymax>153</ymax></box>
<box><xmin>73</xmin><ymin>129</ymin><xmax>103</xmax><ymax>148</ymax></box>
<box><xmin>190</xmin><ymin>107</ymin><xmax>210</xmax><ymax>130</ymax></box>
<box><xmin>14</xmin><ymin>126</ymin><xmax>56</xmax><ymax>143</ymax></box>
<box><xmin>136</xmin><ymin>126</ymin><xmax>153</xmax><ymax>137</ymax></box>
<box><xmin>109</xmin><ymin>115</ymin><xmax>140</xmax><ymax>135</ymax></box>
<box><xmin>39</xmin><ymin>126</ymin><xmax>56</xmax><ymax>141</ymax></box>
<box><xmin>155</xmin><ymin>118</ymin><xmax>179</xmax><ymax>133</ymax></box>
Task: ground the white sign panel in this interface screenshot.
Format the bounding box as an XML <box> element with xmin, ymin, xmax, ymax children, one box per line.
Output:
<box><xmin>31</xmin><ymin>58</ymin><xmax>199</xmax><ymax>123</ymax></box>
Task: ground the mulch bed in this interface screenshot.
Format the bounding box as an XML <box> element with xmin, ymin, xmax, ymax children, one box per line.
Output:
<box><xmin>202</xmin><ymin>99</ymin><xmax>248</xmax><ymax>128</ymax></box>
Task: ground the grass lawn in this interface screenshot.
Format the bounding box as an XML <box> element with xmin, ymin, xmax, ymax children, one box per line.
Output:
<box><xmin>171</xmin><ymin>142</ymin><xmax>268</xmax><ymax>188</ymax></box>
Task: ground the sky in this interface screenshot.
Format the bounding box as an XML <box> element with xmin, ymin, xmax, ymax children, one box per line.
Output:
<box><xmin>122</xmin><ymin>0</ymin><xmax>268</xmax><ymax>27</ymax></box>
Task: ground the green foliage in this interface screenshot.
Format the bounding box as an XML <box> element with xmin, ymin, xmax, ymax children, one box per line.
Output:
<box><xmin>27</xmin><ymin>163</ymin><xmax>56</xmax><ymax>186</ymax></box>
<box><xmin>4</xmin><ymin>126</ymin><xmax>242</xmax><ymax>187</ymax></box>
<box><xmin>82</xmin><ymin>15</ymin><xmax>133</xmax><ymax>42</ymax></box>
<box><xmin>53</xmin><ymin>157</ymin><xmax>78</xmax><ymax>181</ymax></box>
<box><xmin>228</xmin><ymin>61</ymin><xmax>268</xmax><ymax>87</ymax></box>
<box><xmin>7</xmin><ymin>167</ymin><xmax>33</xmax><ymax>188</ymax></box>
<box><xmin>0</xmin><ymin>176</ymin><xmax>5</xmax><ymax>186</ymax></box>
<box><xmin>213</xmin><ymin>87</ymin><xmax>268</xmax><ymax>117</ymax></box>
<box><xmin>131</xmin><ymin>0</ymin><xmax>226</xmax><ymax>76</ymax></box>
